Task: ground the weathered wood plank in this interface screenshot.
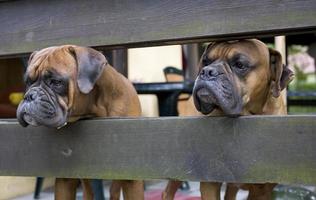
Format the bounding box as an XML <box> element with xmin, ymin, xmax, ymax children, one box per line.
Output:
<box><xmin>0</xmin><ymin>115</ymin><xmax>315</xmax><ymax>184</ymax></box>
<box><xmin>0</xmin><ymin>0</ymin><xmax>316</xmax><ymax>57</ymax></box>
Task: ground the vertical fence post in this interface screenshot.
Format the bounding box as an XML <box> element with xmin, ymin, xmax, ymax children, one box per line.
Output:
<box><xmin>275</xmin><ymin>36</ymin><xmax>288</xmax><ymax>106</ymax></box>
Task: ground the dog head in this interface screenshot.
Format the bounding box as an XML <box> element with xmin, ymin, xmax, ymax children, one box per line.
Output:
<box><xmin>17</xmin><ymin>45</ymin><xmax>107</xmax><ymax>128</ymax></box>
<box><xmin>193</xmin><ymin>39</ymin><xmax>294</xmax><ymax>116</ymax></box>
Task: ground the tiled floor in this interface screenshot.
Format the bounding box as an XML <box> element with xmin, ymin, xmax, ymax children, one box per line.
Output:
<box><xmin>13</xmin><ymin>180</ymin><xmax>316</xmax><ymax>200</ymax></box>
<box><xmin>13</xmin><ymin>180</ymin><xmax>248</xmax><ymax>200</ymax></box>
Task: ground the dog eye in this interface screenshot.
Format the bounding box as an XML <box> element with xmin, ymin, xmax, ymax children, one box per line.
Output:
<box><xmin>48</xmin><ymin>78</ymin><xmax>68</xmax><ymax>96</ymax></box>
<box><xmin>203</xmin><ymin>59</ymin><xmax>213</xmax><ymax>66</ymax></box>
<box><xmin>234</xmin><ymin>61</ymin><xmax>245</xmax><ymax>69</ymax></box>
<box><xmin>50</xmin><ymin>79</ymin><xmax>63</xmax><ymax>87</ymax></box>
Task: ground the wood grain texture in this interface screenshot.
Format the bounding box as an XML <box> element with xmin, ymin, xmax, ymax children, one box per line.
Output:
<box><xmin>0</xmin><ymin>0</ymin><xmax>316</xmax><ymax>56</ymax></box>
<box><xmin>0</xmin><ymin>115</ymin><xmax>315</xmax><ymax>184</ymax></box>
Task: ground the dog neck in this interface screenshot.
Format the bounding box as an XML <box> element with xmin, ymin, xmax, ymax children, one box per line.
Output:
<box><xmin>243</xmin><ymin>92</ymin><xmax>287</xmax><ymax>115</ymax></box>
<box><xmin>208</xmin><ymin>90</ymin><xmax>286</xmax><ymax>116</ymax></box>
<box><xmin>243</xmin><ymin>85</ymin><xmax>271</xmax><ymax>115</ymax></box>
<box><xmin>262</xmin><ymin>93</ymin><xmax>287</xmax><ymax>115</ymax></box>
<box><xmin>67</xmin><ymin>65</ymin><xmax>121</xmax><ymax>120</ymax></box>
<box><xmin>90</xmin><ymin>65</ymin><xmax>141</xmax><ymax>117</ymax></box>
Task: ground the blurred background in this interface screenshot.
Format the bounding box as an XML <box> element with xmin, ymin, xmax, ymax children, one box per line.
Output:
<box><xmin>0</xmin><ymin>33</ymin><xmax>315</xmax><ymax>199</ymax></box>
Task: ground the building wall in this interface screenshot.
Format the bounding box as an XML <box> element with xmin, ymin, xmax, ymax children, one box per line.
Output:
<box><xmin>128</xmin><ymin>45</ymin><xmax>182</xmax><ymax>117</ymax></box>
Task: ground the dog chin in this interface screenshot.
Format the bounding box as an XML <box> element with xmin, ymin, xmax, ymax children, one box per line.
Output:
<box><xmin>194</xmin><ymin>88</ymin><xmax>217</xmax><ymax>114</ymax></box>
<box><xmin>17</xmin><ymin>103</ymin><xmax>68</xmax><ymax>128</ymax></box>
<box><xmin>193</xmin><ymin>86</ymin><xmax>242</xmax><ymax>117</ymax></box>
<box><xmin>23</xmin><ymin>113</ymin><xmax>40</xmax><ymax>126</ymax></box>
<box><xmin>20</xmin><ymin>112</ymin><xmax>67</xmax><ymax>128</ymax></box>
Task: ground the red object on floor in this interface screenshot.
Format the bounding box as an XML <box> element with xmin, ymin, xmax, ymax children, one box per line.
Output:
<box><xmin>145</xmin><ymin>190</ymin><xmax>200</xmax><ymax>200</ymax></box>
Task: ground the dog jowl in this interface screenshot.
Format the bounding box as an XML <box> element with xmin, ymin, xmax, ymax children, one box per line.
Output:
<box><xmin>17</xmin><ymin>68</ymin><xmax>69</xmax><ymax>127</ymax></box>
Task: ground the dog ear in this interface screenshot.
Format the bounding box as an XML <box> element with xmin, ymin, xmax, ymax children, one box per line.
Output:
<box><xmin>69</xmin><ymin>46</ymin><xmax>107</xmax><ymax>94</ymax></box>
<box><xmin>269</xmin><ymin>48</ymin><xmax>294</xmax><ymax>98</ymax></box>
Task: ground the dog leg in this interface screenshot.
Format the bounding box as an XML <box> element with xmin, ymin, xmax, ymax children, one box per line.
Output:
<box><xmin>110</xmin><ymin>180</ymin><xmax>122</xmax><ymax>200</ymax></box>
<box><xmin>55</xmin><ymin>178</ymin><xmax>79</xmax><ymax>200</ymax></box>
<box><xmin>162</xmin><ymin>180</ymin><xmax>182</xmax><ymax>200</ymax></box>
<box><xmin>81</xmin><ymin>179</ymin><xmax>94</xmax><ymax>200</ymax></box>
<box><xmin>200</xmin><ymin>182</ymin><xmax>222</xmax><ymax>200</ymax></box>
<box><xmin>224</xmin><ymin>183</ymin><xmax>239</xmax><ymax>200</ymax></box>
<box><xmin>121</xmin><ymin>180</ymin><xmax>144</xmax><ymax>200</ymax></box>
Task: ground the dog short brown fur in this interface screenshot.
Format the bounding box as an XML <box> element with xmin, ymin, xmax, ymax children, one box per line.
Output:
<box><xmin>163</xmin><ymin>39</ymin><xmax>293</xmax><ymax>200</ymax></box>
<box><xmin>16</xmin><ymin>45</ymin><xmax>144</xmax><ymax>200</ymax></box>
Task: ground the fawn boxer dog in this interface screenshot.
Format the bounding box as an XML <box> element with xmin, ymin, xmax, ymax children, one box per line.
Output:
<box><xmin>16</xmin><ymin>45</ymin><xmax>144</xmax><ymax>200</ymax></box>
<box><xmin>163</xmin><ymin>39</ymin><xmax>294</xmax><ymax>200</ymax></box>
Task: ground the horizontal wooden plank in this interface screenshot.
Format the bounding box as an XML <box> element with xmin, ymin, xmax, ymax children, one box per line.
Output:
<box><xmin>0</xmin><ymin>0</ymin><xmax>316</xmax><ymax>57</ymax></box>
<box><xmin>134</xmin><ymin>82</ymin><xmax>193</xmax><ymax>94</ymax></box>
<box><xmin>0</xmin><ymin>115</ymin><xmax>315</xmax><ymax>184</ymax></box>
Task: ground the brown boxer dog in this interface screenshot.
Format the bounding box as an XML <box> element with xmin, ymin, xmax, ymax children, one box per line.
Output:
<box><xmin>163</xmin><ymin>39</ymin><xmax>294</xmax><ymax>200</ymax></box>
<box><xmin>16</xmin><ymin>45</ymin><xmax>144</xmax><ymax>200</ymax></box>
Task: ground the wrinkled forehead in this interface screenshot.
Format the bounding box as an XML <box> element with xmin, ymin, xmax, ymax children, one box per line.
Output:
<box><xmin>206</xmin><ymin>39</ymin><xmax>269</xmax><ymax>63</ymax></box>
<box><xmin>26</xmin><ymin>46</ymin><xmax>76</xmax><ymax>79</ymax></box>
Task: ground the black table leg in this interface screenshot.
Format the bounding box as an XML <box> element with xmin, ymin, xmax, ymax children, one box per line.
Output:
<box><xmin>34</xmin><ymin>177</ymin><xmax>44</xmax><ymax>199</ymax></box>
<box><xmin>157</xmin><ymin>92</ymin><xmax>181</xmax><ymax>116</ymax></box>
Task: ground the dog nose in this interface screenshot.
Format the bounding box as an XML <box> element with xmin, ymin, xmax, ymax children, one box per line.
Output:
<box><xmin>24</xmin><ymin>90</ymin><xmax>38</xmax><ymax>101</ymax></box>
<box><xmin>199</xmin><ymin>66</ymin><xmax>219</xmax><ymax>80</ymax></box>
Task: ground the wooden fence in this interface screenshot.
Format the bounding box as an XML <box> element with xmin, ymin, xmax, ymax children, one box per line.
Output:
<box><xmin>0</xmin><ymin>0</ymin><xmax>315</xmax><ymax>185</ymax></box>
